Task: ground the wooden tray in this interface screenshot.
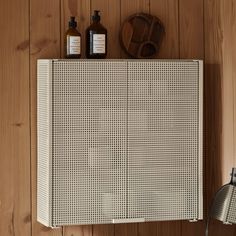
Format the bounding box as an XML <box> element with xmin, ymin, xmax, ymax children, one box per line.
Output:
<box><xmin>120</xmin><ymin>13</ymin><xmax>165</xmax><ymax>58</ymax></box>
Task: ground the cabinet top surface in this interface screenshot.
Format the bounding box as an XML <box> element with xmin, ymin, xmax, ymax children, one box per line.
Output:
<box><xmin>37</xmin><ymin>59</ymin><xmax>203</xmax><ymax>63</ymax></box>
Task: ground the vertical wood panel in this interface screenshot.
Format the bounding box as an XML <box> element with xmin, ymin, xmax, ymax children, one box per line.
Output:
<box><xmin>30</xmin><ymin>0</ymin><xmax>62</xmax><ymax>236</ymax></box>
<box><xmin>204</xmin><ymin>0</ymin><xmax>236</xmax><ymax>235</ymax></box>
<box><xmin>204</xmin><ymin>0</ymin><xmax>223</xmax><ymax>208</ymax></box>
<box><xmin>233</xmin><ymin>0</ymin><xmax>236</xmax><ymax>169</ymax></box>
<box><xmin>91</xmin><ymin>0</ymin><xmax>121</xmax><ymax>58</ymax></box>
<box><xmin>221</xmin><ymin>0</ymin><xmax>235</xmax><ymax>182</ymax></box>
<box><xmin>150</xmin><ymin>0</ymin><xmax>179</xmax><ymax>59</ymax></box>
<box><xmin>93</xmin><ymin>224</ymin><xmax>114</xmax><ymax>236</ymax></box>
<box><xmin>157</xmin><ymin>221</ymin><xmax>181</xmax><ymax>236</ymax></box>
<box><xmin>64</xmin><ymin>225</ymin><xmax>92</xmax><ymax>236</ymax></box>
<box><xmin>0</xmin><ymin>0</ymin><xmax>31</xmax><ymax>235</ymax></box>
<box><xmin>121</xmin><ymin>0</ymin><xmax>150</xmax><ymax>16</ymax></box>
<box><xmin>179</xmin><ymin>0</ymin><xmax>204</xmax><ymax>59</ymax></box>
<box><xmin>92</xmin><ymin>223</ymin><xmax>113</xmax><ymax>236</ymax></box>
<box><xmin>218</xmin><ymin>0</ymin><xmax>236</xmax><ymax>233</ymax></box>
<box><xmin>115</xmin><ymin>223</ymin><xmax>137</xmax><ymax>236</ymax></box>
<box><xmin>179</xmin><ymin>0</ymin><xmax>205</xmax><ymax>235</ymax></box>
<box><xmin>156</xmin><ymin>222</ymin><xmax>181</xmax><ymax>236</ymax></box>
<box><xmin>61</xmin><ymin>0</ymin><xmax>91</xmax><ymax>58</ymax></box>
<box><xmin>181</xmin><ymin>221</ymin><xmax>204</xmax><ymax>236</ymax></box>
<box><xmin>138</xmin><ymin>222</ymin><xmax>157</xmax><ymax>236</ymax></box>
<box><xmin>120</xmin><ymin>0</ymin><xmax>150</xmax><ymax>58</ymax></box>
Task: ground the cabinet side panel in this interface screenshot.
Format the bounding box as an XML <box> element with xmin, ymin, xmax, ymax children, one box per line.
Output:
<box><xmin>198</xmin><ymin>60</ymin><xmax>203</xmax><ymax>220</ymax></box>
<box><xmin>37</xmin><ymin>60</ymin><xmax>52</xmax><ymax>226</ymax></box>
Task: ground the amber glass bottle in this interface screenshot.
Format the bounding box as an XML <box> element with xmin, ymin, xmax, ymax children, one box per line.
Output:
<box><xmin>86</xmin><ymin>10</ymin><xmax>107</xmax><ymax>59</ymax></box>
<box><xmin>64</xmin><ymin>17</ymin><xmax>81</xmax><ymax>58</ymax></box>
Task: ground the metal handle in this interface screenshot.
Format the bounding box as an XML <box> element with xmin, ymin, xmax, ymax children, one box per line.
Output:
<box><xmin>112</xmin><ymin>218</ymin><xmax>145</xmax><ymax>224</ymax></box>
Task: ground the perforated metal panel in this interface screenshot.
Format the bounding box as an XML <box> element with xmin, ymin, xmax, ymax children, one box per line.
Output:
<box><xmin>37</xmin><ymin>59</ymin><xmax>203</xmax><ymax>227</ymax></box>
<box><xmin>127</xmin><ymin>61</ymin><xmax>202</xmax><ymax>221</ymax></box>
<box><xmin>52</xmin><ymin>61</ymin><xmax>127</xmax><ymax>225</ymax></box>
<box><xmin>211</xmin><ymin>185</ymin><xmax>234</xmax><ymax>223</ymax></box>
<box><xmin>227</xmin><ymin>186</ymin><xmax>236</xmax><ymax>223</ymax></box>
<box><xmin>37</xmin><ymin>60</ymin><xmax>53</xmax><ymax>226</ymax></box>
<box><xmin>211</xmin><ymin>185</ymin><xmax>236</xmax><ymax>224</ymax></box>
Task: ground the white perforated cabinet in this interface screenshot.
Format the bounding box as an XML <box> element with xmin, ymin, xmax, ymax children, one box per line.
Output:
<box><xmin>37</xmin><ymin>59</ymin><xmax>203</xmax><ymax>227</ymax></box>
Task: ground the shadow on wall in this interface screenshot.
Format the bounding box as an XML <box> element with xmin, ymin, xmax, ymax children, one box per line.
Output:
<box><xmin>204</xmin><ymin>63</ymin><xmax>222</xmax><ymax>206</ymax></box>
<box><xmin>204</xmin><ymin>63</ymin><xmax>236</xmax><ymax>235</ymax></box>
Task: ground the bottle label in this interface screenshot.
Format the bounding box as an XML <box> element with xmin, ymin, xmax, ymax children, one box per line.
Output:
<box><xmin>67</xmin><ymin>36</ymin><xmax>81</xmax><ymax>55</ymax></box>
<box><xmin>93</xmin><ymin>34</ymin><xmax>106</xmax><ymax>54</ymax></box>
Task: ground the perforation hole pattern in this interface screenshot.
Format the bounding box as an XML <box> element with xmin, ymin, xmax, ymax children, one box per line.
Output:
<box><xmin>127</xmin><ymin>61</ymin><xmax>200</xmax><ymax>221</ymax></box>
<box><xmin>37</xmin><ymin>60</ymin><xmax>52</xmax><ymax>226</ymax></box>
<box><xmin>37</xmin><ymin>60</ymin><xmax>203</xmax><ymax>226</ymax></box>
<box><xmin>228</xmin><ymin>186</ymin><xmax>236</xmax><ymax>223</ymax></box>
<box><xmin>52</xmin><ymin>61</ymin><xmax>127</xmax><ymax>225</ymax></box>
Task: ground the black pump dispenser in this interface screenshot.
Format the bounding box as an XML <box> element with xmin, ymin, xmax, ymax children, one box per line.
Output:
<box><xmin>69</xmin><ymin>16</ymin><xmax>77</xmax><ymax>28</ymax></box>
<box><xmin>92</xmin><ymin>10</ymin><xmax>101</xmax><ymax>22</ymax></box>
<box><xmin>86</xmin><ymin>10</ymin><xmax>107</xmax><ymax>58</ymax></box>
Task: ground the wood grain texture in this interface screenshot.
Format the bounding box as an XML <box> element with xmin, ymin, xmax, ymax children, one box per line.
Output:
<box><xmin>208</xmin><ymin>220</ymin><xmax>236</xmax><ymax>236</ymax></box>
<box><xmin>157</xmin><ymin>221</ymin><xmax>181</xmax><ymax>236</ymax></box>
<box><xmin>30</xmin><ymin>0</ymin><xmax>62</xmax><ymax>236</ymax></box>
<box><xmin>150</xmin><ymin>0</ymin><xmax>179</xmax><ymax>59</ymax></box>
<box><xmin>114</xmin><ymin>223</ymin><xmax>137</xmax><ymax>236</ymax></box>
<box><xmin>120</xmin><ymin>0</ymin><xmax>150</xmax><ymax>58</ymax></box>
<box><xmin>179</xmin><ymin>0</ymin><xmax>205</xmax><ymax>235</ymax></box>
<box><xmin>138</xmin><ymin>222</ymin><xmax>156</xmax><ymax>236</ymax></box>
<box><xmin>233</xmin><ymin>1</ymin><xmax>236</xmax><ymax>170</ymax></box>
<box><xmin>0</xmin><ymin>0</ymin><xmax>31</xmax><ymax>235</ymax></box>
<box><xmin>91</xmin><ymin>0</ymin><xmax>121</xmax><ymax>58</ymax></box>
<box><xmin>221</xmin><ymin>0</ymin><xmax>235</xmax><ymax>183</ymax></box>
<box><xmin>181</xmin><ymin>221</ymin><xmax>205</xmax><ymax>236</ymax></box>
<box><xmin>204</xmin><ymin>0</ymin><xmax>224</xmax><ymax>205</ymax></box>
<box><xmin>179</xmin><ymin>0</ymin><xmax>204</xmax><ymax>59</ymax></box>
<box><xmin>204</xmin><ymin>0</ymin><xmax>236</xmax><ymax>234</ymax></box>
<box><xmin>92</xmin><ymin>224</ymin><xmax>114</xmax><ymax>236</ymax></box>
<box><xmin>63</xmin><ymin>225</ymin><xmax>92</xmax><ymax>236</ymax></box>
<box><xmin>61</xmin><ymin>0</ymin><xmax>91</xmax><ymax>58</ymax></box>
<box><xmin>121</xmin><ymin>0</ymin><xmax>150</xmax><ymax>16</ymax></box>
<box><xmin>204</xmin><ymin>0</ymin><xmax>223</xmax><ymax>207</ymax></box>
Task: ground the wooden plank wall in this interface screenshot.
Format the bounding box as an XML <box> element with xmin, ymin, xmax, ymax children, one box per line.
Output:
<box><xmin>1</xmin><ymin>0</ymin><xmax>236</xmax><ymax>235</ymax></box>
<box><xmin>0</xmin><ymin>0</ymin><xmax>31</xmax><ymax>236</ymax></box>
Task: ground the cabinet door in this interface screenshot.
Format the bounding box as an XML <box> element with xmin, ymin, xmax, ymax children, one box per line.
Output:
<box><xmin>127</xmin><ymin>61</ymin><xmax>201</xmax><ymax>221</ymax></box>
<box><xmin>52</xmin><ymin>61</ymin><xmax>127</xmax><ymax>225</ymax></box>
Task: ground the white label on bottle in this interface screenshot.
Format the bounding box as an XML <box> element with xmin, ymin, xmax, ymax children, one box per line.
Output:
<box><xmin>67</xmin><ymin>36</ymin><xmax>81</xmax><ymax>55</ymax></box>
<box><xmin>93</xmin><ymin>34</ymin><xmax>106</xmax><ymax>54</ymax></box>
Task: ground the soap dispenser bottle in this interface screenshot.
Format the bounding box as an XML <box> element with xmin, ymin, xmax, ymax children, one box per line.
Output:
<box><xmin>86</xmin><ymin>10</ymin><xmax>107</xmax><ymax>59</ymax></box>
<box><xmin>65</xmin><ymin>16</ymin><xmax>81</xmax><ymax>58</ymax></box>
